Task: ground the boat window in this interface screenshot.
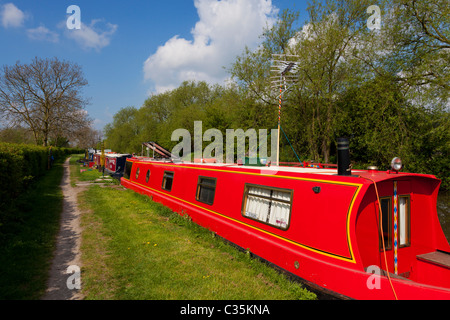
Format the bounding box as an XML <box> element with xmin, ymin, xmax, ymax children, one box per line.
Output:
<box><xmin>196</xmin><ymin>177</ymin><xmax>216</xmax><ymax>205</ymax></box>
<box><xmin>135</xmin><ymin>167</ymin><xmax>140</xmax><ymax>180</ymax></box>
<box><xmin>379</xmin><ymin>197</ymin><xmax>392</xmax><ymax>250</ymax></box>
<box><xmin>162</xmin><ymin>171</ymin><xmax>174</xmax><ymax>191</ymax></box>
<box><xmin>124</xmin><ymin>161</ymin><xmax>132</xmax><ymax>180</ymax></box>
<box><xmin>399</xmin><ymin>196</ymin><xmax>410</xmax><ymax>247</ymax></box>
<box><xmin>146</xmin><ymin>169</ymin><xmax>151</xmax><ymax>183</ymax></box>
<box><xmin>242</xmin><ymin>184</ymin><xmax>292</xmax><ymax>230</ymax></box>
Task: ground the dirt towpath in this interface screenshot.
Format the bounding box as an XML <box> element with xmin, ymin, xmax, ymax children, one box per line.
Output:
<box><xmin>42</xmin><ymin>158</ymin><xmax>84</xmax><ymax>300</ymax></box>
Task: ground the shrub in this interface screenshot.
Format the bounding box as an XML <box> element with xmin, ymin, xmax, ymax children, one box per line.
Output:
<box><xmin>0</xmin><ymin>143</ymin><xmax>83</xmax><ymax>210</ymax></box>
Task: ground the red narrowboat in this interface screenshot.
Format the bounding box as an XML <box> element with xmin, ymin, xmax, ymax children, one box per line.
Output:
<box><xmin>93</xmin><ymin>150</ymin><xmax>112</xmax><ymax>169</ymax></box>
<box><xmin>105</xmin><ymin>153</ymin><xmax>132</xmax><ymax>177</ymax></box>
<box><xmin>120</xmin><ymin>140</ymin><xmax>450</xmax><ymax>300</ymax></box>
<box><xmin>87</xmin><ymin>149</ymin><xmax>95</xmax><ymax>168</ymax></box>
<box><xmin>93</xmin><ymin>152</ymin><xmax>102</xmax><ymax>168</ymax></box>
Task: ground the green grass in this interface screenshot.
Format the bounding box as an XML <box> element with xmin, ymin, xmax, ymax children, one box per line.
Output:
<box><xmin>0</xmin><ymin>153</ymin><xmax>317</xmax><ymax>300</ymax></box>
<box><xmin>78</xmin><ymin>179</ymin><xmax>316</xmax><ymax>300</ymax></box>
<box><xmin>0</xmin><ymin>157</ymin><xmax>66</xmax><ymax>299</ymax></box>
<box><xmin>69</xmin><ymin>154</ymin><xmax>116</xmax><ymax>185</ymax></box>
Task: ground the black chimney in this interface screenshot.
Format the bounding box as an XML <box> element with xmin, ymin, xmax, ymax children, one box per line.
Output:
<box><xmin>337</xmin><ymin>137</ymin><xmax>351</xmax><ymax>176</ymax></box>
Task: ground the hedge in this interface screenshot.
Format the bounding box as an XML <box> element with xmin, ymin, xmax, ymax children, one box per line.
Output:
<box><xmin>0</xmin><ymin>142</ymin><xmax>83</xmax><ymax>209</ymax></box>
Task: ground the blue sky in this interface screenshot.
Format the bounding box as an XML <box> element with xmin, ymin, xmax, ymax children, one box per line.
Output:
<box><xmin>0</xmin><ymin>0</ymin><xmax>309</xmax><ymax>132</ymax></box>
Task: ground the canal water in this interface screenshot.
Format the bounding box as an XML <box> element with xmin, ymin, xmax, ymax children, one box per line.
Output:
<box><xmin>437</xmin><ymin>191</ymin><xmax>450</xmax><ymax>244</ymax></box>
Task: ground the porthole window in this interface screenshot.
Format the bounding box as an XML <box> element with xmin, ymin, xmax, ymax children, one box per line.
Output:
<box><xmin>135</xmin><ymin>167</ymin><xmax>140</xmax><ymax>180</ymax></box>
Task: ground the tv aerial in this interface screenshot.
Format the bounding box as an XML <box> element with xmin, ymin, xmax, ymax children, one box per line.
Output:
<box><xmin>270</xmin><ymin>54</ymin><xmax>300</xmax><ymax>166</ymax></box>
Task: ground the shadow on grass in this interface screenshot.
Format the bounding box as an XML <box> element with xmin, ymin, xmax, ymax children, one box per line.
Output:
<box><xmin>0</xmin><ymin>159</ymin><xmax>65</xmax><ymax>299</ymax></box>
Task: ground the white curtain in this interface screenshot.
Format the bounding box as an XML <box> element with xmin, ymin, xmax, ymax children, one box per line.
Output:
<box><xmin>245</xmin><ymin>186</ymin><xmax>291</xmax><ymax>229</ymax></box>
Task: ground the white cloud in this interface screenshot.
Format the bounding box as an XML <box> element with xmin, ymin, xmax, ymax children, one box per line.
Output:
<box><xmin>143</xmin><ymin>0</ymin><xmax>278</xmax><ymax>93</ymax></box>
<box><xmin>1</xmin><ymin>3</ymin><xmax>26</xmax><ymax>28</ymax></box>
<box><xmin>64</xmin><ymin>19</ymin><xmax>118</xmax><ymax>51</ymax></box>
<box><xmin>27</xmin><ymin>25</ymin><xmax>59</xmax><ymax>43</ymax></box>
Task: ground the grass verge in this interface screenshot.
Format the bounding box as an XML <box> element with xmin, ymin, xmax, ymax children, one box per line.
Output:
<box><xmin>69</xmin><ymin>154</ymin><xmax>115</xmax><ymax>186</ymax></box>
<box><xmin>77</xmin><ymin>168</ymin><xmax>316</xmax><ymax>300</ymax></box>
<box><xmin>0</xmin><ymin>157</ymin><xmax>66</xmax><ymax>299</ymax></box>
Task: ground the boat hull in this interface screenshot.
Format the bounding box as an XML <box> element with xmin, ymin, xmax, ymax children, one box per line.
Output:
<box><xmin>121</xmin><ymin>160</ymin><xmax>450</xmax><ymax>300</ymax></box>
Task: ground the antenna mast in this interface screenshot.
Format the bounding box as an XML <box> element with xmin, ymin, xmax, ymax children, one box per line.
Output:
<box><xmin>270</xmin><ymin>54</ymin><xmax>300</xmax><ymax>166</ymax></box>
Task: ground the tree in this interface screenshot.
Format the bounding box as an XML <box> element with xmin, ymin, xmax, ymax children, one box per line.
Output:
<box><xmin>0</xmin><ymin>126</ymin><xmax>35</xmax><ymax>144</ymax></box>
<box><xmin>0</xmin><ymin>57</ymin><xmax>89</xmax><ymax>146</ymax></box>
<box><xmin>103</xmin><ymin>106</ymin><xmax>140</xmax><ymax>154</ymax></box>
<box><xmin>360</xmin><ymin>0</ymin><xmax>449</xmax><ymax>106</ymax></box>
<box><xmin>397</xmin><ymin>0</ymin><xmax>449</xmax><ymax>104</ymax></box>
<box><xmin>337</xmin><ymin>76</ymin><xmax>410</xmax><ymax>166</ymax></box>
<box><xmin>69</xmin><ymin>125</ymin><xmax>103</xmax><ymax>149</ymax></box>
<box><xmin>231</xmin><ymin>2</ymin><xmax>377</xmax><ymax>162</ymax></box>
<box><xmin>230</xmin><ymin>9</ymin><xmax>300</xmax><ymax>107</ymax></box>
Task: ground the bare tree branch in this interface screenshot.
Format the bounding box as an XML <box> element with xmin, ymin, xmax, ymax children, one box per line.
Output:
<box><xmin>0</xmin><ymin>57</ymin><xmax>89</xmax><ymax>146</ymax></box>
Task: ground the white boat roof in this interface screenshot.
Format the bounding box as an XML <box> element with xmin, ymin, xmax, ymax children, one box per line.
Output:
<box><xmin>106</xmin><ymin>153</ymin><xmax>131</xmax><ymax>157</ymax></box>
<box><xmin>184</xmin><ymin>162</ymin><xmax>363</xmax><ymax>176</ymax></box>
<box><xmin>131</xmin><ymin>157</ymin><xmax>365</xmax><ymax>176</ymax></box>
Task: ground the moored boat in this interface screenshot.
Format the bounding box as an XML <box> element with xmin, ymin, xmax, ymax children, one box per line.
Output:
<box><xmin>92</xmin><ymin>149</ymin><xmax>112</xmax><ymax>169</ymax></box>
<box><xmin>105</xmin><ymin>153</ymin><xmax>132</xmax><ymax>178</ymax></box>
<box><xmin>87</xmin><ymin>148</ymin><xmax>95</xmax><ymax>168</ymax></box>
<box><xmin>120</xmin><ymin>140</ymin><xmax>450</xmax><ymax>300</ymax></box>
